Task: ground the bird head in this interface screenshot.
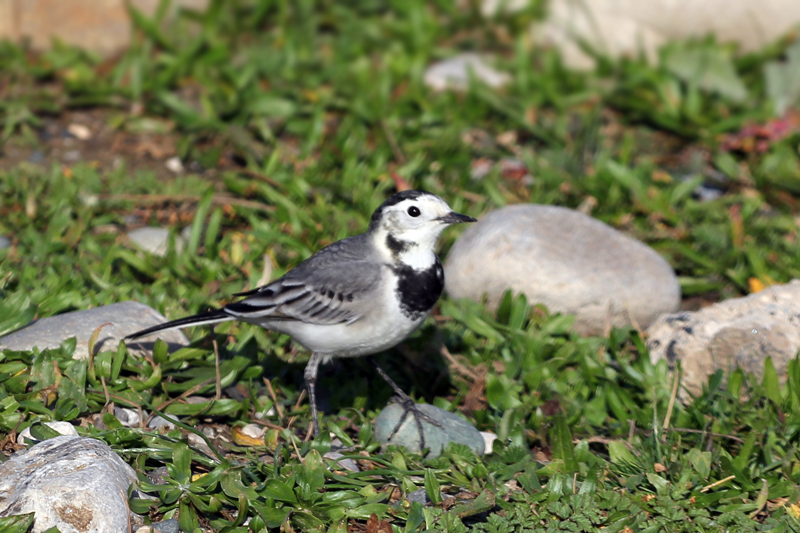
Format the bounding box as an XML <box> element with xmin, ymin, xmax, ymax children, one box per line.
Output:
<box><xmin>369</xmin><ymin>190</ymin><xmax>476</xmax><ymax>266</ymax></box>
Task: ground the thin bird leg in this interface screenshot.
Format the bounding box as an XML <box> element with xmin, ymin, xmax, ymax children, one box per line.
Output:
<box><xmin>304</xmin><ymin>352</ymin><xmax>324</xmax><ymax>437</ymax></box>
<box><xmin>369</xmin><ymin>357</ymin><xmax>443</xmax><ymax>451</ymax></box>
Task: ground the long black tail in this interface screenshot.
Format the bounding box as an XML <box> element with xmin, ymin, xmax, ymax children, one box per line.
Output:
<box><xmin>124</xmin><ymin>308</ymin><xmax>233</xmax><ymax>340</ymax></box>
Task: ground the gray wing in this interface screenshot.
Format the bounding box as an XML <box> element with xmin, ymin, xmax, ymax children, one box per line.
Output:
<box><xmin>223</xmin><ymin>234</ymin><xmax>383</xmax><ymax>325</ymax></box>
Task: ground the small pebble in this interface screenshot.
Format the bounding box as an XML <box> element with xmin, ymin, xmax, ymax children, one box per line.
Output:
<box><xmin>114</xmin><ymin>407</ymin><xmax>141</xmax><ymax>427</ymax></box>
<box><xmin>480</xmin><ymin>431</ymin><xmax>498</xmax><ymax>455</ymax></box>
<box><xmin>165</xmin><ymin>156</ymin><xmax>184</xmax><ymax>174</ymax></box>
<box><xmin>147</xmin><ymin>466</ymin><xmax>169</xmax><ymax>485</ymax></box>
<box><xmin>17</xmin><ymin>421</ymin><xmax>79</xmax><ymax>445</ymax></box>
<box><xmin>63</xmin><ymin>150</ymin><xmax>82</xmax><ymax>162</ymax></box>
<box><xmin>323</xmin><ymin>451</ymin><xmax>360</xmax><ymax>472</ymax></box>
<box><xmin>127</xmin><ymin>227</ymin><xmax>185</xmax><ymax>257</ymax></box>
<box><xmin>147</xmin><ymin>416</ymin><xmax>176</xmax><ymax>430</ymax></box>
<box><xmin>240</xmin><ymin>423</ymin><xmax>265</xmax><ymax>439</ymax></box>
<box><xmin>27</xmin><ymin>150</ymin><xmax>45</xmax><ymax>164</ymax></box>
<box><xmin>67</xmin><ymin>123</ymin><xmax>92</xmax><ymax>140</ymax></box>
<box><xmin>424</xmin><ymin>53</ymin><xmax>510</xmax><ymax>91</ymax></box>
<box><xmin>151</xmin><ymin>519</ymin><xmax>180</xmax><ymax>533</ymax></box>
<box><xmin>0</xmin><ymin>235</ymin><xmax>11</xmax><ymax>250</ymax></box>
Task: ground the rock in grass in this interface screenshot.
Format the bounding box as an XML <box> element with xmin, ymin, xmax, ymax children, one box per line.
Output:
<box><xmin>0</xmin><ymin>436</ymin><xmax>138</xmax><ymax>533</ymax></box>
<box><xmin>374</xmin><ymin>404</ymin><xmax>484</xmax><ymax>458</ymax></box>
<box><xmin>127</xmin><ymin>227</ymin><xmax>185</xmax><ymax>257</ymax></box>
<box><xmin>0</xmin><ymin>301</ymin><xmax>188</xmax><ymax>360</ymax></box>
<box><xmin>17</xmin><ymin>421</ymin><xmax>79</xmax><ymax>445</ymax></box>
<box><xmin>0</xmin><ymin>235</ymin><xmax>10</xmax><ymax>250</ymax></box>
<box><xmin>444</xmin><ymin>204</ymin><xmax>680</xmax><ymax>335</ymax></box>
<box><xmin>423</xmin><ymin>53</ymin><xmax>510</xmax><ymax>91</ymax></box>
<box><xmin>647</xmin><ymin>280</ymin><xmax>800</xmax><ymax>397</ymax></box>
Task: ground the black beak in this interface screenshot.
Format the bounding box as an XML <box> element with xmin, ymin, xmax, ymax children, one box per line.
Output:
<box><xmin>437</xmin><ymin>211</ymin><xmax>477</xmax><ymax>224</ymax></box>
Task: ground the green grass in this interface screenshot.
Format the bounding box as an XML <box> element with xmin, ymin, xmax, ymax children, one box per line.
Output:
<box><xmin>3</xmin><ymin>1</ymin><xmax>800</xmax><ymax>531</ymax></box>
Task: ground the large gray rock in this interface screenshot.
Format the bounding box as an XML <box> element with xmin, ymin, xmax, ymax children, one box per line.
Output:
<box><xmin>647</xmin><ymin>280</ymin><xmax>800</xmax><ymax>397</ymax></box>
<box><xmin>522</xmin><ymin>0</ymin><xmax>800</xmax><ymax>70</ymax></box>
<box><xmin>0</xmin><ymin>436</ymin><xmax>138</xmax><ymax>533</ymax></box>
<box><xmin>374</xmin><ymin>403</ymin><xmax>485</xmax><ymax>458</ymax></box>
<box><xmin>444</xmin><ymin>205</ymin><xmax>680</xmax><ymax>335</ymax></box>
<box><xmin>0</xmin><ymin>301</ymin><xmax>188</xmax><ymax>360</ymax></box>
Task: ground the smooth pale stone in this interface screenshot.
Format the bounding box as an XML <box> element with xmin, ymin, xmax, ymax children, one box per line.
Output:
<box><xmin>531</xmin><ymin>0</ymin><xmax>800</xmax><ymax>70</ymax></box>
<box><xmin>0</xmin><ymin>301</ymin><xmax>189</xmax><ymax>360</ymax></box>
<box><xmin>480</xmin><ymin>432</ymin><xmax>498</xmax><ymax>455</ymax></box>
<box><xmin>323</xmin><ymin>451</ymin><xmax>360</xmax><ymax>473</ymax></box>
<box><xmin>127</xmin><ymin>227</ymin><xmax>185</xmax><ymax>257</ymax></box>
<box><xmin>0</xmin><ymin>436</ymin><xmax>138</xmax><ymax>533</ymax></box>
<box><xmin>0</xmin><ymin>0</ymin><xmax>209</xmax><ymax>56</ymax></box>
<box><xmin>374</xmin><ymin>403</ymin><xmax>484</xmax><ymax>458</ymax></box>
<box><xmin>647</xmin><ymin>280</ymin><xmax>800</xmax><ymax>397</ymax></box>
<box><xmin>423</xmin><ymin>53</ymin><xmax>510</xmax><ymax>91</ymax></box>
<box><xmin>0</xmin><ymin>235</ymin><xmax>10</xmax><ymax>249</ymax></box>
<box><xmin>17</xmin><ymin>421</ymin><xmax>79</xmax><ymax>445</ymax></box>
<box><xmin>444</xmin><ymin>204</ymin><xmax>681</xmax><ymax>335</ymax></box>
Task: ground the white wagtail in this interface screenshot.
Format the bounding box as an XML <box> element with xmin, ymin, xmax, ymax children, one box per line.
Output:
<box><xmin>125</xmin><ymin>190</ymin><xmax>476</xmax><ymax>445</ymax></box>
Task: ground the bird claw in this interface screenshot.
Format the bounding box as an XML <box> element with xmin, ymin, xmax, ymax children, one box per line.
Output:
<box><xmin>387</xmin><ymin>394</ymin><xmax>444</xmax><ymax>451</ymax></box>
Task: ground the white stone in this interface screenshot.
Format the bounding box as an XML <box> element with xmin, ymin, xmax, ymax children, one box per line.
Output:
<box><xmin>323</xmin><ymin>451</ymin><xmax>360</xmax><ymax>472</ymax></box>
<box><xmin>532</xmin><ymin>0</ymin><xmax>800</xmax><ymax>70</ymax></box>
<box><xmin>423</xmin><ymin>53</ymin><xmax>510</xmax><ymax>91</ymax></box>
<box><xmin>165</xmin><ymin>156</ymin><xmax>184</xmax><ymax>174</ymax></box>
<box><xmin>67</xmin><ymin>124</ymin><xmax>91</xmax><ymax>141</ymax></box>
<box><xmin>0</xmin><ymin>436</ymin><xmax>138</xmax><ymax>533</ymax></box>
<box><xmin>240</xmin><ymin>423</ymin><xmax>265</xmax><ymax>439</ymax></box>
<box><xmin>444</xmin><ymin>204</ymin><xmax>680</xmax><ymax>335</ymax></box>
<box><xmin>480</xmin><ymin>431</ymin><xmax>498</xmax><ymax>455</ymax></box>
<box><xmin>647</xmin><ymin>280</ymin><xmax>800</xmax><ymax>397</ymax></box>
<box><xmin>113</xmin><ymin>407</ymin><xmax>141</xmax><ymax>427</ymax></box>
<box><xmin>17</xmin><ymin>421</ymin><xmax>79</xmax><ymax>445</ymax></box>
<box><xmin>0</xmin><ymin>301</ymin><xmax>189</xmax><ymax>360</ymax></box>
<box><xmin>127</xmin><ymin>227</ymin><xmax>185</xmax><ymax>257</ymax></box>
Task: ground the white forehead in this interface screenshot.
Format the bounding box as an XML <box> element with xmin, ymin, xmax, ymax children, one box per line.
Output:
<box><xmin>387</xmin><ymin>194</ymin><xmax>450</xmax><ymax>213</ymax></box>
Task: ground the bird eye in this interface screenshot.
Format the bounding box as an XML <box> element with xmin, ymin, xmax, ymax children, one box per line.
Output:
<box><xmin>407</xmin><ymin>206</ymin><xmax>421</xmax><ymax>217</ymax></box>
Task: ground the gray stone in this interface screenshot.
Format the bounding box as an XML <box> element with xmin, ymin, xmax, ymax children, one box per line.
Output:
<box><xmin>152</xmin><ymin>519</ymin><xmax>180</xmax><ymax>533</ymax></box>
<box><xmin>0</xmin><ymin>235</ymin><xmax>10</xmax><ymax>249</ymax></box>
<box><xmin>147</xmin><ymin>466</ymin><xmax>169</xmax><ymax>486</ymax></box>
<box><xmin>147</xmin><ymin>416</ymin><xmax>176</xmax><ymax>430</ymax></box>
<box><xmin>0</xmin><ymin>301</ymin><xmax>189</xmax><ymax>360</ymax></box>
<box><xmin>647</xmin><ymin>280</ymin><xmax>800</xmax><ymax>397</ymax></box>
<box><xmin>323</xmin><ymin>451</ymin><xmax>360</xmax><ymax>473</ymax></box>
<box><xmin>17</xmin><ymin>421</ymin><xmax>79</xmax><ymax>445</ymax></box>
<box><xmin>374</xmin><ymin>403</ymin><xmax>485</xmax><ymax>458</ymax></box>
<box><xmin>406</xmin><ymin>488</ymin><xmax>433</xmax><ymax>505</ymax></box>
<box><xmin>405</xmin><ymin>488</ymin><xmax>454</xmax><ymax>505</ymax></box>
<box><xmin>423</xmin><ymin>53</ymin><xmax>510</xmax><ymax>91</ymax></box>
<box><xmin>127</xmin><ymin>227</ymin><xmax>185</xmax><ymax>257</ymax></box>
<box><xmin>0</xmin><ymin>436</ymin><xmax>138</xmax><ymax>533</ymax></box>
<box><xmin>114</xmin><ymin>407</ymin><xmax>141</xmax><ymax>427</ymax></box>
<box><xmin>529</xmin><ymin>0</ymin><xmax>800</xmax><ymax>70</ymax></box>
<box><xmin>444</xmin><ymin>205</ymin><xmax>680</xmax><ymax>335</ymax></box>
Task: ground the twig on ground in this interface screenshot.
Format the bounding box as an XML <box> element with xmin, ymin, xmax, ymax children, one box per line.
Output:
<box><xmin>99</xmin><ymin>193</ymin><xmax>275</xmax><ymax>213</ymax></box>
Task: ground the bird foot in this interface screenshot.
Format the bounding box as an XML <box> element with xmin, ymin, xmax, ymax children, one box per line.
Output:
<box><xmin>387</xmin><ymin>394</ymin><xmax>444</xmax><ymax>451</ymax></box>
